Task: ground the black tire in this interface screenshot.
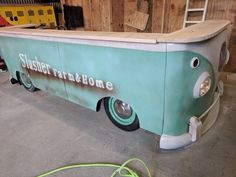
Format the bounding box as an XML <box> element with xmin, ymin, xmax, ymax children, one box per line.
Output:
<box><xmin>104</xmin><ymin>97</ymin><xmax>139</xmax><ymax>131</ymax></box>
<box><xmin>18</xmin><ymin>72</ymin><xmax>37</xmax><ymax>92</ymax></box>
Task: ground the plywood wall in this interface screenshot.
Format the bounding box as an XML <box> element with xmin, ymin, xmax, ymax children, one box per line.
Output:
<box><xmin>62</xmin><ymin>0</ymin><xmax>236</xmax><ymax>32</ymax></box>
<box><xmin>111</xmin><ymin>0</ymin><xmax>124</xmax><ymax>32</ymax></box>
<box><xmin>61</xmin><ymin>0</ymin><xmax>236</xmax><ymax>72</ymax></box>
<box><xmin>163</xmin><ymin>0</ymin><xmax>186</xmax><ymax>33</ymax></box>
<box><xmin>151</xmin><ymin>0</ymin><xmax>164</xmax><ymax>33</ymax></box>
<box><xmin>63</xmin><ymin>0</ymin><xmax>112</xmax><ymax>31</ymax></box>
<box><xmin>151</xmin><ymin>0</ymin><xmax>236</xmax><ymax>72</ymax></box>
<box><xmin>124</xmin><ymin>0</ymin><xmax>138</xmax><ymax>32</ymax></box>
<box><xmin>62</xmin><ymin>0</ymin><xmax>151</xmax><ymax>32</ymax></box>
<box><xmin>206</xmin><ymin>0</ymin><xmax>236</xmax><ymax>72</ymax></box>
<box><xmin>151</xmin><ymin>0</ymin><xmax>236</xmax><ymax>33</ymax></box>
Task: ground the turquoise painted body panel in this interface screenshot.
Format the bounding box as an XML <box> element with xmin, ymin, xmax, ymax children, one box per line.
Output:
<box><xmin>164</xmin><ymin>52</ymin><xmax>215</xmax><ymax>135</ymax></box>
<box><xmin>0</xmin><ymin>29</ymin><xmax>226</xmax><ymax>137</ymax></box>
<box><xmin>0</xmin><ymin>37</ymin><xmax>166</xmax><ymax>134</ymax></box>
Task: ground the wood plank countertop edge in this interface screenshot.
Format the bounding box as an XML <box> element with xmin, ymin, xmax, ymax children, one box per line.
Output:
<box><xmin>0</xmin><ymin>20</ymin><xmax>231</xmax><ymax>44</ymax></box>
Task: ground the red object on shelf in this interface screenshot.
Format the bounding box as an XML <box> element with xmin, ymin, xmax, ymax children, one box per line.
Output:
<box><xmin>0</xmin><ymin>15</ymin><xmax>12</xmax><ymax>27</ymax></box>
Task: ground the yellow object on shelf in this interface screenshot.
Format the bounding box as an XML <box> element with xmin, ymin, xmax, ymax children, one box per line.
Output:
<box><xmin>0</xmin><ymin>5</ymin><xmax>57</xmax><ymax>28</ymax></box>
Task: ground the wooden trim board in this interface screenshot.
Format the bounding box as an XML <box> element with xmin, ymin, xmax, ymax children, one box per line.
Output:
<box><xmin>0</xmin><ymin>20</ymin><xmax>231</xmax><ymax>44</ymax></box>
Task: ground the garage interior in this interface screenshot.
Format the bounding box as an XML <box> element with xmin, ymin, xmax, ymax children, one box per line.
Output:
<box><xmin>0</xmin><ymin>0</ymin><xmax>236</xmax><ymax>177</ymax></box>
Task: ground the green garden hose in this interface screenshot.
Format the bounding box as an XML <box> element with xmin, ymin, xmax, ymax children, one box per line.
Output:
<box><xmin>37</xmin><ymin>158</ymin><xmax>151</xmax><ymax>177</ymax></box>
<box><xmin>37</xmin><ymin>158</ymin><xmax>152</xmax><ymax>177</ymax></box>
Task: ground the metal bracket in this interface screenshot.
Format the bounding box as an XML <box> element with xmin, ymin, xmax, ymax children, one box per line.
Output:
<box><xmin>189</xmin><ymin>117</ymin><xmax>202</xmax><ymax>142</ymax></box>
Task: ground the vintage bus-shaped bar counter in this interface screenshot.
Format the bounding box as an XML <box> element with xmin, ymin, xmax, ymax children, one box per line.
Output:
<box><xmin>0</xmin><ymin>21</ymin><xmax>230</xmax><ymax>149</ymax></box>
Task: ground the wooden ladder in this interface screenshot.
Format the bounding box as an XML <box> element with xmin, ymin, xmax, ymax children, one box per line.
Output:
<box><xmin>183</xmin><ymin>0</ymin><xmax>209</xmax><ymax>28</ymax></box>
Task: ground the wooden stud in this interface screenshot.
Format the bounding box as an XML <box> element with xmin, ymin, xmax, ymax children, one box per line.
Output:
<box><xmin>124</xmin><ymin>0</ymin><xmax>137</xmax><ymax>32</ymax></box>
<box><xmin>82</xmin><ymin>0</ymin><xmax>92</xmax><ymax>31</ymax></box>
<box><xmin>111</xmin><ymin>0</ymin><xmax>124</xmax><ymax>32</ymax></box>
<box><xmin>60</xmin><ymin>0</ymin><xmax>66</xmax><ymax>27</ymax></box>
<box><xmin>163</xmin><ymin>0</ymin><xmax>186</xmax><ymax>33</ymax></box>
<box><xmin>91</xmin><ymin>0</ymin><xmax>102</xmax><ymax>31</ymax></box>
<box><xmin>152</xmin><ymin>0</ymin><xmax>164</xmax><ymax>33</ymax></box>
<box><xmin>101</xmin><ymin>0</ymin><xmax>112</xmax><ymax>31</ymax></box>
<box><xmin>139</xmin><ymin>0</ymin><xmax>148</xmax><ymax>13</ymax></box>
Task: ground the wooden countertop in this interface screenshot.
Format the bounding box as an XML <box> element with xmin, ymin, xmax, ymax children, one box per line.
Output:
<box><xmin>0</xmin><ymin>20</ymin><xmax>231</xmax><ymax>44</ymax></box>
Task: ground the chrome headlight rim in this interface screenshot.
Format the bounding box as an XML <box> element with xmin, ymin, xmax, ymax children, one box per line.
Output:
<box><xmin>193</xmin><ymin>72</ymin><xmax>212</xmax><ymax>98</ymax></box>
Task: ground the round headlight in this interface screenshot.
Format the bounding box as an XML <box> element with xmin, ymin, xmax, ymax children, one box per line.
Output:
<box><xmin>193</xmin><ymin>72</ymin><xmax>212</xmax><ymax>98</ymax></box>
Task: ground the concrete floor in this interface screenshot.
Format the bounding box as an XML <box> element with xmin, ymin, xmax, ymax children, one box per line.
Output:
<box><xmin>0</xmin><ymin>72</ymin><xmax>236</xmax><ymax>177</ymax></box>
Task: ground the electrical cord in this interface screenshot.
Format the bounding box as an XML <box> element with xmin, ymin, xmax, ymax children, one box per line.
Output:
<box><xmin>37</xmin><ymin>158</ymin><xmax>152</xmax><ymax>177</ymax></box>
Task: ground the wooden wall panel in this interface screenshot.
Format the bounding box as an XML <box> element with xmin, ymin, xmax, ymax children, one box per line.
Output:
<box><xmin>206</xmin><ymin>0</ymin><xmax>236</xmax><ymax>72</ymax></box>
<box><xmin>111</xmin><ymin>0</ymin><xmax>124</xmax><ymax>32</ymax></box>
<box><xmin>91</xmin><ymin>0</ymin><xmax>102</xmax><ymax>31</ymax></box>
<box><xmin>101</xmin><ymin>0</ymin><xmax>112</xmax><ymax>31</ymax></box>
<box><xmin>82</xmin><ymin>0</ymin><xmax>92</xmax><ymax>30</ymax></box>
<box><xmin>73</xmin><ymin>0</ymin><xmax>82</xmax><ymax>6</ymax></box>
<box><xmin>124</xmin><ymin>0</ymin><xmax>137</xmax><ymax>32</ymax></box>
<box><xmin>139</xmin><ymin>0</ymin><xmax>148</xmax><ymax>13</ymax></box>
<box><xmin>138</xmin><ymin>0</ymin><xmax>151</xmax><ymax>32</ymax></box>
<box><xmin>152</xmin><ymin>0</ymin><xmax>164</xmax><ymax>33</ymax></box>
<box><xmin>189</xmin><ymin>0</ymin><xmax>205</xmax><ymax>8</ymax></box>
<box><xmin>113</xmin><ymin>0</ymin><xmax>236</xmax><ymax>73</ymax></box>
<box><xmin>187</xmin><ymin>11</ymin><xmax>203</xmax><ymax>22</ymax></box>
<box><xmin>225</xmin><ymin>29</ymin><xmax>236</xmax><ymax>72</ymax></box>
<box><xmin>64</xmin><ymin>0</ymin><xmax>112</xmax><ymax>31</ymax></box>
<box><xmin>163</xmin><ymin>0</ymin><xmax>185</xmax><ymax>33</ymax></box>
<box><xmin>61</xmin><ymin>0</ymin><xmax>236</xmax><ymax>72</ymax></box>
<box><xmin>206</xmin><ymin>0</ymin><xmax>236</xmax><ymax>37</ymax></box>
<box><xmin>60</xmin><ymin>0</ymin><xmax>66</xmax><ymax>27</ymax></box>
<box><xmin>145</xmin><ymin>0</ymin><xmax>153</xmax><ymax>32</ymax></box>
<box><xmin>124</xmin><ymin>0</ymin><xmax>151</xmax><ymax>32</ymax></box>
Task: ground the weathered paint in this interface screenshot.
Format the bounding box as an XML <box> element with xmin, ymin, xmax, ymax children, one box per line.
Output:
<box><xmin>0</xmin><ymin>29</ymin><xmax>227</xmax><ymax>137</ymax></box>
<box><xmin>0</xmin><ymin>5</ymin><xmax>57</xmax><ymax>27</ymax></box>
<box><xmin>163</xmin><ymin>51</ymin><xmax>215</xmax><ymax>135</ymax></box>
<box><xmin>0</xmin><ymin>15</ymin><xmax>12</xmax><ymax>27</ymax></box>
<box><xmin>0</xmin><ymin>36</ymin><xmax>166</xmax><ymax>134</ymax></box>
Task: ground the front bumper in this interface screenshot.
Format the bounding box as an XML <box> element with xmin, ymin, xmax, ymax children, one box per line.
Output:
<box><xmin>160</xmin><ymin>91</ymin><xmax>220</xmax><ymax>150</ymax></box>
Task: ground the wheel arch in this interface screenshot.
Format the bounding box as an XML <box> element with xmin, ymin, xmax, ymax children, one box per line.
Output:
<box><xmin>96</xmin><ymin>96</ymin><xmax>110</xmax><ymax>112</ymax></box>
<box><xmin>96</xmin><ymin>96</ymin><xmax>140</xmax><ymax>116</ymax></box>
<box><xmin>102</xmin><ymin>96</ymin><xmax>140</xmax><ymax>131</ymax></box>
<box><xmin>16</xmin><ymin>71</ymin><xmax>22</xmax><ymax>85</ymax></box>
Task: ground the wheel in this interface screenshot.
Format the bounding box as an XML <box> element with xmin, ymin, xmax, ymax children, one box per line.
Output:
<box><xmin>104</xmin><ymin>97</ymin><xmax>139</xmax><ymax>131</ymax></box>
<box><xmin>19</xmin><ymin>72</ymin><xmax>37</xmax><ymax>92</ymax></box>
